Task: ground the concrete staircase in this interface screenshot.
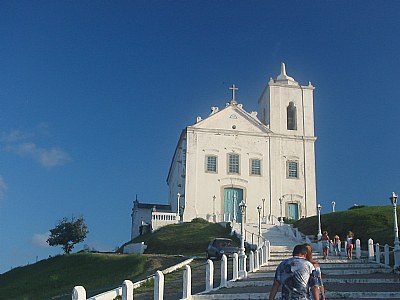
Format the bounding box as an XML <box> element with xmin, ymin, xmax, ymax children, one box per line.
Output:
<box><xmin>192</xmin><ymin>224</ymin><xmax>400</xmax><ymax>299</ymax></box>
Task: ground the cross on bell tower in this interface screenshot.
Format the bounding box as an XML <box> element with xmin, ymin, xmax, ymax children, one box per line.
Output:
<box><xmin>229</xmin><ymin>84</ymin><xmax>238</xmax><ymax>105</ymax></box>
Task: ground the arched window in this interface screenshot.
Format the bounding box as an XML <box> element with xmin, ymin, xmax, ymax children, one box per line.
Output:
<box><xmin>287</xmin><ymin>102</ymin><xmax>297</xmax><ymax>130</ymax></box>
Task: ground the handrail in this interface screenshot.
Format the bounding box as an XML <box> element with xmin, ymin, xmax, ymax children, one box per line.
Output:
<box><xmin>72</xmin><ymin>228</ymin><xmax>400</xmax><ymax>300</ymax></box>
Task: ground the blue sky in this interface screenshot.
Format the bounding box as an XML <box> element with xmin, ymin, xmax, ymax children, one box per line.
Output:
<box><xmin>1</xmin><ymin>1</ymin><xmax>400</xmax><ymax>273</ymax></box>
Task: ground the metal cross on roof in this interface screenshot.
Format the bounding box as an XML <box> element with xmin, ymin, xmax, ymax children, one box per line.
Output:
<box><xmin>229</xmin><ymin>84</ymin><xmax>238</xmax><ymax>101</ymax></box>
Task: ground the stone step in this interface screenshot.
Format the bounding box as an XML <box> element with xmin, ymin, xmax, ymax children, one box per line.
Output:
<box><xmin>323</xmin><ymin>268</ymin><xmax>393</xmax><ymax>275</ymax></box>
<box><xmin>194</xmin><ymin>224</ymin><xmax>400</xmax><ymax>299</ymax></box>
<box><xmin>252</xmin><ymin>267</ymin><xmax>391</xmax><ymax>276</ymax></box>
<box><xmin>192</xmin><ymin>290</ymin><xmax>400</xmax><ymax>299</ymax></box>
<box><xmin>226</xmin><ymin>277</ymin><xmax>400</xmax><ymax>286</ymax></box>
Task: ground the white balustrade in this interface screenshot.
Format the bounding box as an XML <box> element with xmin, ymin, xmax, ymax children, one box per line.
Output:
<box><xmin>375</xmin><ymin>243</ymin><xmax>381</xmax><ymax>264</ymax></box>
<box><xmin>182</xmin><ymin>265</ymin><xmax>191</xmax><ymax>300</ymax></box>
<box><xmin>154</xmin><ymin>271</ymin><xmax>164</xmax><ymax>300</ymax></box>
<box><xmin>122</xmin><ymin>280</ymin><xmax>133</xmax><ymax>300</ymax></box>
<box><xmin>232</xmin><ymin>253</ymin><xmax>239</xmax><ymax>281</ymax></box>
<box><xmin>220</xmin><ymin>255</ymin><xmax>228</xmax><ymax>288</ymax></box>
<box><xmin>205</xmin><ymin>259</ymin><xmax>214</xmax><ymax>292</ymax></box>
<box><xmin>384</xmin><ymin>244</ymin><xmax>390</xmax><ymax>266</ymax></box>
<box><xmin>355</xmin><ymin>239</ymin><xmax>361</xmax><ymax>259</ymax></box>
<box><xmin>72</xmin><ymin>286</ymin><xmax>86</xmax><ymax>300</ymax></box>
<box><xmin>72</xmin><ymin>232</ymin><xmax>400</xmax><ymax>300</ymax></box>
<box><xmin>368</xmin><ymin>238</ymin><xmax>374</xmax><ymax>261</ymax></box>
<box><xmin>254</xmin><ymin>249</ymin><xmax>259</xmax><ymax>271</ymax></box>
<box><xmin>249</xmin><ymin>251</ymin><xmax>254</xmax><ymax>272</ymax></box>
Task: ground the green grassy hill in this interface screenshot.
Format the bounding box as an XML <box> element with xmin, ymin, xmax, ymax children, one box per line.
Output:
<box><xmin>0</xmin><ymin>253</ymin><xmax>148</xmax><ymax>300</ymax></box>
<box><xmin>295</xmin><ymin>205</ymin><xmax>396</xmax><ymax>247</ymax></box>
<box><xmin>122</xmin><ymin>217</ymin><xmax>239</xmax><ymax>255</ymax></box>
<box><xmin>0</xmin><ymin>218</ymin><xmax>235</xmax><ymax>300</ymax></box>
<box><xmin>2</xmin><ymin>209</ymin><xmax>393</xmax><ymax>300</ymax></box>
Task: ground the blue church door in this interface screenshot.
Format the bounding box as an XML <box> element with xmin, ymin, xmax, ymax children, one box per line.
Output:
<box><xmin>288</xmin><ymin>203</ymin><xmax>299</xmax><ymax>220</ymax></box>
<box><xmin>224</xmin><ymin>188</ymin><xmax>243</xmax><ymax>222</ymax></box>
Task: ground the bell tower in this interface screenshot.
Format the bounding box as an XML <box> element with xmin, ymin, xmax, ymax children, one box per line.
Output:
<box><xmin>258</xmin><ymin>63</ymin><xmax>315</xmax><ymax>138</ymax></box>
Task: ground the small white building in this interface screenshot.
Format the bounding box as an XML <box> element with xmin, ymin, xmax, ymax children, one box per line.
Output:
<box><xmin>131</xmin><ymin>63</ymin><xmax>317</xmax><ymax>239</ymax></box>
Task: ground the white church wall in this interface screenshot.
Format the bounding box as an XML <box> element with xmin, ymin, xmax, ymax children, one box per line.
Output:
<box><xmin>163</xmin><ymin>63</ymin><xmax>317</xmax><ymax>227</ymax></box>
<box><xmin>131</xmin><ymin>208</ymin><xmax>152</xmax><ymax>240</ymax></box>
<box><xmin>302</xmin><ymin>86</ymin><xmax>315</xmax><ymax>137</ymax></box>
<box><xmin>167</xmin><ymin>135</ymin><xmax>187</xmax><ymax>215</ymax></box>
<box><xmin>184</xmin><ymin>127</ymin><xmax>273</xmax><ymax>223</ymax></box>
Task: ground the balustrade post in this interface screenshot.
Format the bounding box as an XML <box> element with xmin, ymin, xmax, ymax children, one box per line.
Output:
<box><xmin>122</xmin><ymin>280</ymin><xmax>133</xmax><ymax>300</ymax></box>
<box><xmin>72</xmin><ymin>286</ymin><xmax>86</xmax><ymax>300</ymax></box>
<box><xmin>368</xmin><ymin>239</ymin><xmax>374</xmax><ymax>262</ymax></box>
<box><xmin>220</xmin><ymin>255</ymin><xmax>228</xmax><ymax>288</ymax></box>
<box><xmin>249</xmin><ymin>251</ymin><xmax>254</xmax><ymax>272</ymax></box>
<box><xmin>262</xmin><ymin>241</ymin><xmax>267</xmax><ymax>266</ymax></box>
<box><xmin>384</xmin><ymin>244</ymin><xmax>390</xmax><ymax>266</ymax></box>
<box><xmin>154</xmin><ymin>271</ymin><xmax>164</xmax><ymax>300</ymax></box>
<box><xmin>205</xmin><ymin>259</ymin><xmax>214</xmax><ymax>292</ymax></box>
<box><xmin>259</xmin><ymin>246</ymin><xmax>264</xmax><ymax>266</ymax></box>
<box><xmin>232</xmin><ymin>253</ymin><xmax>239</xmax><ymax>281</ymax></box>
<box><xmin>182</xmin><ymin>265</ymin><xmax>191</xmax><ymax>300</ymax></box>
<box><xmin>375</xmin><ymin>243</ymin><xmax>380</xmax><ymax>264</ymax></box>
<box><xmin>355</xmin><ymin>239</ymin><xmax>361</xmax><ymax>259</ymax></box>
<box><xmin>394</xmin><ymin>249</ymin><xmax>400</xmax><ymax>269</ymax></box>
<box><xmin>254</xmin><ymin>249</ymin><xmax>259</xmax><ymax>271</ymax></box>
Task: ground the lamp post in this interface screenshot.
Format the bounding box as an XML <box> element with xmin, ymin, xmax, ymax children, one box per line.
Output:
<box><xmin>317</xmin><ymin>203</ymin><xmax>322</xmax><ymax>253</ymax></box>
<box><xmin>279</xmin><ymin>197</ymin><xmax>283</xmax><ymax>225</ymax></box>
<box><xmin>262</xmin><ymin>198</ymin><xmax>265</xmax><ymax>220</ymax></box>
<box><xmin>331</xmin><ymin>201</ymin><xmax>336</xmax><ymax>213</ymax></box>
<box><xmin>389</xmin><ymin>192</ymin><xmax>399</xmax><ymax>250</ymax></box>
<box><xmin>233</xmin><ymin>193</ymin><xmax>237</xmax><ymax>222</ymax></box>
<box><xmin>317</xmin><ymin>203</ymin><xmax>322</xmax><ymax>240</ymax></box>
<box><xmin>238</xmin><ymin>200</ymin><xmax>247</xmax><ymax>278</ymax></box>
<box><xmin>177</xmin><ymin>193</ymin><xmax>181</xmax><ymax>221</ymax></box>
<box><xmin>257</xmin><ymin>205</ymin><xmax>262</xmax><ymax>245</ymax></box>
<box><xmin>213</xmin><ymin>195</ymin><xmax>216</xmax><ymax>222</ymax></box>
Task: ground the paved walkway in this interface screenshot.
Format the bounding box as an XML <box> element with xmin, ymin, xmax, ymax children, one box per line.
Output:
<box><xmin>192</xmin><ymin>224</ymin><xmax>400</xmax><ymax>299</ymax></box>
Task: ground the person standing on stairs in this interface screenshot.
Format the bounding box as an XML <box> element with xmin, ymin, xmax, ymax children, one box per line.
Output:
<box><xmin>332</xmin><ymin>234</ymin><xmax>340</xmax><ymax>256</ymax></box>
<box><xmin>346</xmin><ymin>231</ymin><xmax>354</xmax><ymax>260</ymax></box>
<box><xmin>320</xmin><ymin>231</ymin><xmax>331</xmax><ymax>259</ymax></box>
<box><xmin>268</xmin><ymin>244</ymin><xmax>320</xmax><ymax>300</ymax></box>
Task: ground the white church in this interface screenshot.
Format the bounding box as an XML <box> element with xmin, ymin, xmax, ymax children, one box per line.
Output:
<box><xmin>131</xmin><ymin>63</ymin><xmax>317</xmax><ymax>239</ymax></box>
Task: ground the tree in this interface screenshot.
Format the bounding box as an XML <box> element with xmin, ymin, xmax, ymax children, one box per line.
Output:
<box><xmin>47</xmin><ymin>216</ymin><xmax>88</xmax><ymax>254</ymax></box>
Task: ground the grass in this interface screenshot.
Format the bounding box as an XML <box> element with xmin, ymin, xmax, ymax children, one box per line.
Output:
<box><xmin>0</xmin><ymin>218</ymin><xmax>235</xmax><ymax>300</ymax></box>
<box><xmin>6</xmin><ymin>208</ymin><xmax>394</xmax><ymax>300</ymax></box>
<box><xmin>294</xmin><ymin>205</ymin><xmax>396</xmax><ymax>248</ymax></box>
<box><xmin>0</xmin><ymin>253</ymin><xmax>184</xmax><ymax>300</ymax></box>
<box><xmin>122</xmin><ymin>218</ymin><xmax>239</xmax><ymax>256</ymax></box>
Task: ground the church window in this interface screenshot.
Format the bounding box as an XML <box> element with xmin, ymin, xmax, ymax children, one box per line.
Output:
<box><xmin>228</xmin><ymin>153</ymin><xmax>240</xmax><ymax>174</ymax></box>
<box><xmin>287</xmin><ymin>102</ymin><xmax>297</xmax><ymax>130</ymax></box>
<box><xmin>206</xmin><ymin>155</ymin><xmax>217</xmax><ymax>173</ymax></box>
<box><xmin>250</xmin><ymin>159</ymin><xmax>261</xmax><ymax>175</ymax></box>
<box><xmin>287</xmin><ymin>161</ymin><xmax>298</xmax><ymax>178</ymax></box>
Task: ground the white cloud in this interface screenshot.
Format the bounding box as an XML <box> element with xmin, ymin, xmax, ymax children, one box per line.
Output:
<box><xmin>0</xmin><ymin>175</ymin><xmax>7</xmax><ymax>202</ymax></box>
<box><xmin>0</xmin><ymin>129</ymin><xmax>31</xmax><ymax>143</ymax></box>
<box><xmin>1</xmin><ymin>128</ymin><xmax>71</xmax><ymax>169</ymax></box>
<box><xmin>38</xmin><ymin>147</ymin><xmax>71</xmax><ymax>168</ymax></box>
<box><xmin>32</xmin><ymin>232</ymin><xmax>51</xmax><ymax>248</ymax></box>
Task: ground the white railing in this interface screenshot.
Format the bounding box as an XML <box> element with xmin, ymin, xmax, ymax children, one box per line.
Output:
<box><xmin>72</xmin><ymin>226</ymin><xmax>400</xmax><ymax>299</ymax></box>
<box><xmin>151</xmin><ymin>212</ymin><xmax>179</xmax><ymax>231</ymax></box>
<box><xmin>72</xmin><ymin>241</ymin><xmax>270</xmax><ymax>300</ymax></box>
<box><xmin>368</xmin><ymin>238</ymin><xmax>400</xmax><ymax>270</ymax></box>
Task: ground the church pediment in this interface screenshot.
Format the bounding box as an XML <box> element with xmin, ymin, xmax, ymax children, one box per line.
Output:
<box><xmin>191</xmin><ymin>104</ymin><xmax>271</xmax><ymax>134</ymax></box>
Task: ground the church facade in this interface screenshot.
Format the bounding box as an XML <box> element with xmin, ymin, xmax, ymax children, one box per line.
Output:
<box><xmin>131</xmin><ymin>63</ymin><xmax>317</xmax><ymax>239</ymax></box>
